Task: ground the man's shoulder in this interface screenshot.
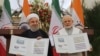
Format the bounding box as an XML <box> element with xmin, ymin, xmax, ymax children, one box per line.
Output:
<box><xmin>39</xmin><ymin>29</ymin><xmax>48</xmax><ymax>38</ymax></box>
<box><xmin>23</xmin><ymin>29</ymin><xmax>31</xmax><ymax>32</ymax></box>
<box><xmin>59</xmin><ymin>28</ymin><xmax>65</xmax><ymax>31</ymax></box>
<box><xmin>59</xmin><ymin>28</ymin><xmax>65</xmax><ymax>32</ymax></box>
<box><xmin>21</xmin><ymin>29</ymin><xmax>31</xmax><ymax>34</ymax></box>
<box><xmin>58</xmin><ymin>28</ymin><xmax>66</xmax><ymax>34</ymax></box>
<box><xmin>39</xmin><ymin>29</ymin><xmax>46</xmax><ymax>33</ymax></box>
<box><xmin>73</xmin><ymin>27</ymin><xmax>82</xmax><ymax>33</ymax></box>
<box><xmin>73</xmin><ymin>27</ymin><xmax>81</xmax><ymax>31</ymax></box>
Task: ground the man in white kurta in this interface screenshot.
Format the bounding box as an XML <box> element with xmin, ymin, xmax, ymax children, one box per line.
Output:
<box><xmin>58</xmin><ymin>15</ymin><xmax>83</xmax><ymax>56</ymax></box>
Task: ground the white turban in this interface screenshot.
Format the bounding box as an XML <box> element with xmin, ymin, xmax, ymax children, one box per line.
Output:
<box><xmin>26</xmin><ymin>13</ymin><xmax>39</xmax><ymax>22</ymax></box>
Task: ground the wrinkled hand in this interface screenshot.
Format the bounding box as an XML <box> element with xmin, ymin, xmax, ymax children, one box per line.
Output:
<box><xmin>88</xmin><ymin>45</ymin><xmax>93</xmax><ymax>52</ymax></box>
<box><xmin>89</xmin><ymin>47</ymin><xmax>93</xmax><ymax>52</ymax></box>
<box><xmin>16</xmin><ymin>54</ymin><xmax>22</xmax><ymax>56</ymax></box>
<box><xmin>37</xmin><ymin>36</ymin><xmax>42</xmax><ymax>40</ymax></box>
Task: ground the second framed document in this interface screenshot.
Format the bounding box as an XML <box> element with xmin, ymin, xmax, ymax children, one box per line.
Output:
<box><xmin>53</xmin><ymin>33</ymin><xmax>91</xmax><ymax>53</ymax></box>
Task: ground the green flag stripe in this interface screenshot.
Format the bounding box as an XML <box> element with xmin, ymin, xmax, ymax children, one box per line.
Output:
<box><xmin>52</xmin><ymin>0</ymin><xmax>61</xmax><ymax>17</ymax></box>
<box><xmin>4</xmin><ymin>0</ymin><xmax>11</xmax><ymax>17</ymax></box>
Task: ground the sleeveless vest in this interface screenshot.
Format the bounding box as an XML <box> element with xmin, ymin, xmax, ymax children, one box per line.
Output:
<box><xmin>59</xmin><ymin>27</ymin><xmax>80</xmax><ymax>35</ymax></box>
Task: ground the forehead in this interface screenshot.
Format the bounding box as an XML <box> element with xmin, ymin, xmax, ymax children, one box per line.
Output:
<box><xmin>62</xmin><ymin>15</ymin><xmax>73</xmax><ymax>21</ymax></box>
<box><xmin>29</xmin><ymin>17</ymin><xmax>39</xmax><ymax>22</ymax></box>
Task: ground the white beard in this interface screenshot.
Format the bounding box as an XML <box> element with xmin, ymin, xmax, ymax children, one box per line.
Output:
<box><xmin>30</xmin><ymin>26</ymin><xmax>39</xmax><ymax>32</ymax></box>
<box><xmin>65</xmin><ymin>25</ymin><xmax>73</xmax><ymax>29</ymax></box>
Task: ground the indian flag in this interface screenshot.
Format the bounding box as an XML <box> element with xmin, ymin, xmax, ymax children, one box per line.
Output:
<box><xmin>19</xmin><ymin>0</ymin><xmax>30</xmax><ymax>29</ymax></box>
<box><xmin>0</xmin><ymin>0</ymin><xmax>12</xmax><ymax>29</ymax></box>
<box><xmin>71</xmin><ymin>0</ymin><xmax>84</xmax><ymax>28</ymax></box>
<box><xmin>48</xmin><ymin>0</ymin><xmax>63</xmax><ymax>56</ymax></box>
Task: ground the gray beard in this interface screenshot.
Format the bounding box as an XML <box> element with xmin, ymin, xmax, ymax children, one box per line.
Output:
<box><xmin>30</xmin><ymin>27</ymin><xmax>39</xmax><ymax>32</ymax></box>
<box><xmin>65</xmin><ymin>26</ymin><xmax>72</xmax><ymax>29</ymax></box>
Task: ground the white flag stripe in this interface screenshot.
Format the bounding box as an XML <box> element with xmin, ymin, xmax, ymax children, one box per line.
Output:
<box><xmin>72</xmin><ymin>8</ymin><xmax>82</xmax><ymax>25</ymax></box>
<box><xmin>0</xmin><ymin>7</ymin><xmax>12</xmax><ymax>29</ymax></box>
<box><xmin>19</xmin><ymin>13</ymin><xmax>27</xmax><ymax>24</ymax></box>
<box><xmin>19</xmin><ymin>12</ymin><xmax>30</xmax><ymax>29</ymax></box>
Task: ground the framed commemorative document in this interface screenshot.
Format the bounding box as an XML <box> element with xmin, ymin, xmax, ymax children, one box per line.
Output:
<box><xmin>9</xmin><ymin>35</ymin><xmax>49</xmax><ymax>56</ymax></box>
<box><xmin>53</xmin><ymin>33</ymin><xmax>91</xmax><ymax>53</ymax></box>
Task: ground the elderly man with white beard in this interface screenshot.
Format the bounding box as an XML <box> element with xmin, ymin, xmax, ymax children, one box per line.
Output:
<box><xmin>58</xmin><ymin>15</ymin><xmax>84</xmax><ymax>56</ymax></box>
<box><xmin>16</xmin><ymin>13</ymin><xmax>53</xmax><ymax>56</ymax></box>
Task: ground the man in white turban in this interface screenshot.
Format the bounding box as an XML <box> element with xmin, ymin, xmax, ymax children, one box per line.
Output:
<box><xmin>26</xmin><ymin>13</ymin><xmax>40</xmax><ymax>31</ymax></box>
<box><xmin>16</xmin><ymin>13</ymin><xmax>53</xmax><ymax>56</ymax></box>
<box><xmin>19</xmin><ymin>13</ymin><xmax>39</xmax><ymax>30</ymax></box>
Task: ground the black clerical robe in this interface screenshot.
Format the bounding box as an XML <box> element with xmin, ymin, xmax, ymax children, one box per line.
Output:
<box><xmin>20</xmin><ymin>29</ymin><xmax>53</xmax><ymax>56</ymax></box>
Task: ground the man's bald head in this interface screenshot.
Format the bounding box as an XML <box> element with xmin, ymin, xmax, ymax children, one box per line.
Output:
<box><xmin>62</xmin><ymin>15</ymin><xmax>73</xmax><ymax>22</ymax></box>
<box><xmin>62</xmin><ymin>15</ymin><xmax>73</xmax><ymax>29</ymax></box>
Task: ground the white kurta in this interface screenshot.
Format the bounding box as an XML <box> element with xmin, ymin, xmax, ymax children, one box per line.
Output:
<box><xmin>58</xmin><ymin>27</ymin><xmax>83</xmax><ymax>56</ymax></box>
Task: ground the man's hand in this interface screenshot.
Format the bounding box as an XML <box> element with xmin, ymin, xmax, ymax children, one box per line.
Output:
<box><xmin>16</xmin><ymin>54</ymin><xmax>22</xmax><ymax>56</ymax></box>
<box><xmin>89</xmin><ymin>47</ymin><xmax>93</xmax><ymax>52</ymax></box>
<box><xmin>37</xmin><ymin>36</ymin><xmax>42</xmax><ymax>40</ymax></box>
<box><xmin>88</xmin><ymin>45</ymin><xmax>93</xmax><ymax>52</ymax></box>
